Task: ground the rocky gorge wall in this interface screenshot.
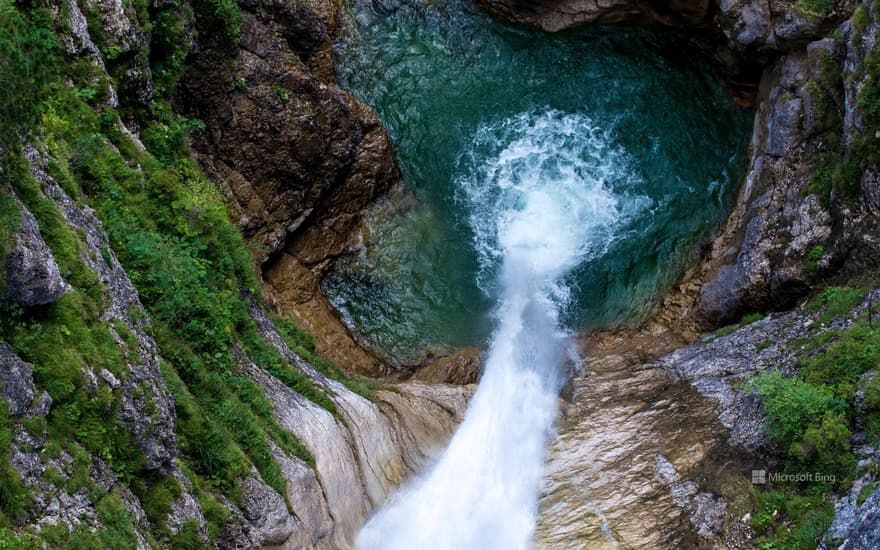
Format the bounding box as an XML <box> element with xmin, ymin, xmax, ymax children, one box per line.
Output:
<box><xmin>0</xmin><ymin>0</ymin><xmax>472</xmax><ymax>547</ymax></box>
<box><xmin>3</xmin><ymin>0</ymin><xmax>880</xmax><ymax>548</ymax></box>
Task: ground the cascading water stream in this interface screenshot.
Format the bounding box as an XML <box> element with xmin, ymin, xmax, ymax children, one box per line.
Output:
<box><xmin>357</xmin><ymin>111</ymin><xmax>648</xmax><ymax>549</ymax></box>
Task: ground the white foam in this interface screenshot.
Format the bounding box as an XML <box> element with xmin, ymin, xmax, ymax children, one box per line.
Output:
<box><xmin>356</xmin><ymin>109</ymin><xmax>648</xmax><ymax>550</ymax></box>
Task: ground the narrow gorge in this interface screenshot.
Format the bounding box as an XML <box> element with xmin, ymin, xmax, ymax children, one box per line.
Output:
<box><xmin>1</xmin><ymin>0</ymin><xmax>880</xmax><ymax>549</ymax></box>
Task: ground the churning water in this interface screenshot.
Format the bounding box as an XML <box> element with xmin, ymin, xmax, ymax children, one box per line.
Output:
<box><xmin>333</xmin><ymin>0</ymin><xmax>753</xmax><ymax>547</ymax></box>
<box><xmin>357</xmin><ymin>111</ymin><xmax>648</xmax><ymax>549</ymax></box>
<box><xmin>329</xmin><ymin>0</ymin><xmax>751</xmax><ymax>363</ymax></box>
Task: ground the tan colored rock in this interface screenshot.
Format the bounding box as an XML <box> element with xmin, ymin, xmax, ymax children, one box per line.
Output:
<box><xmin>176</xmin><ymin>0</ymin><xmax>402</xmax><ymax>376</ymax></box>
<box><xmin>412</xmin><ymin>346</ymin><xmax>483</xmax><ymax>385</ymax></box>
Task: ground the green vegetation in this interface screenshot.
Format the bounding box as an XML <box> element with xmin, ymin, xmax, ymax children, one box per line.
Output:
<box><xmin>0</xmin><ymin>0</ymin><xmax>334</xmax><ymax>544</ymax></box>
<box><xmin>750</xmin><ymin>490</ymin><xmax>835</xmax><ymax>549</ymax></box>
<box><xmin>806</xmin><ymin>245</ymin><xmax>825</xmax><ymax>276</ymax></box>
<box><xmin>746</xmin><ymin>285</ymin><xmax>880</xmax><ymax>547</ymax></box>
<box><xmin>192</xmin><ymin>0</ymin><xmax>242</xmax><ymax>54</ymax></box>
<box><xmin>273</xmin><ymin>315</ymin><xmax>380</xmax><ymax>400</ymax></box>
<box><xmin>707</xmin><ymin>312</ymin><xmax>766</xmax><ymax>342</ymax></box>
<box><xmin>795</xmin><ymin>0</ymin><xmax>836</xmax><ymax>18</ymax></box>
<box><xmin>853</xmin><ymin>5</ymin><xmax>871</xmax><ymax>32</ymax></box>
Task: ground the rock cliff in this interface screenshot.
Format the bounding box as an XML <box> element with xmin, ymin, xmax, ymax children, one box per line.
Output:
<box><xmin>0</xmin><ymin>0</ymin><xmax>470</xmax><ymax>547</ymax></box>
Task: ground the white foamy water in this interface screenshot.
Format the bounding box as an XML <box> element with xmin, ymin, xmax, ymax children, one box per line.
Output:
<box><xmin>356</xmin><ymin>110</ymin><xmax>648</xmax><ymax>550</ymax></box>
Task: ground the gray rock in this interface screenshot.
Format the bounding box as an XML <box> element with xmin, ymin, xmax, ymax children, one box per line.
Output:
<box><xmin>0</xmin><ymin>344</ymin><xmax>37</xmax><ymax>417</ymax></box>
<box><xmin>2</xmin><ymin>196</ymin><xmax>67</xmax><ymax>307</ymax></box>
<box><xmin>862</xmin><ymin>169</ymin><xmax>880</xmax><ymax>213</ymax></box>
<box><xmin>839</xmin><ymin>486</ymin><xmax>880</xmax><ymax>549</ymax></box>
<box><xmin>240</xmin><ymin>469</ymin><xmax>297</xmax><ymax>546</ymax></box>
<box><xmin>766</xmin><ymin>94</ymin><xmax>804</xmax><ymax>156</ymax></box>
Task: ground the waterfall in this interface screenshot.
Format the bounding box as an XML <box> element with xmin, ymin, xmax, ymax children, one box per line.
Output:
<box><xmin>356</xmin><ymin>110</ymin><xmax>648</xmax><ymax>550</ymax></box>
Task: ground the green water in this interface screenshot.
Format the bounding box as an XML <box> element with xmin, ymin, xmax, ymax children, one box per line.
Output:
<box><xmin>327</xmin><ymin>0</ymin><xmax>753</xmax><ymax>362</ymax></box>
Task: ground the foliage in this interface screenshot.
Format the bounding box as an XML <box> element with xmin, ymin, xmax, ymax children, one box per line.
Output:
<box><xmin>747</xmin><ymin>370</ymin><xmax>845</xmax><ymax>451</ymax></box>
<box><xmin>853</xmin><ymin>5</ymin><xmax>872</xmax><ymax>32</ymax></box>
<box><xmin>192</xmin><ymin>0</ymin><xmax>242</xmax><ymax>53</ymax></box>
<box><xmin>0</xmin><ymin>402</ymin><xmax>31</xmax><ymax>524</ymax></box>
<box><xmin>795</xmin><ymin>0</ymin><xmax>836</xmax><ymax>18</ymax></box>
<box><xmin>273</xmin><ymin>315</ymin><xmax>380</xmax><ymax>400</ymax></box>
<box><xmin>751</xmin><ymin>490</ymin><xmax>834</xmax><ymax>549</ymax></box>
<box><xmin>0</xmin><ymin>0</ymin><xmax>336</xmax><ymax>543</ymax></box>
<box><xmin>0</xmin><ymin>0</ymin><xmax>58</xmax><ymax>152</ymax></box>
<box><xmin>810</xmin><ymin>286</ymin><xmax>867</xmax><ymax>325</ymax></box>
<box><xmin>150</xmin><ymin>8</ymin><xmax>190</xmax><ymax>98</ymax></box>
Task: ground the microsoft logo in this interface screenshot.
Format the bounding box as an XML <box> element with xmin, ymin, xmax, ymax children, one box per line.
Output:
<box><xmin>752</xmin><ymin>470</ymin><xmax>766</xmax><ymax>484</ymax></box>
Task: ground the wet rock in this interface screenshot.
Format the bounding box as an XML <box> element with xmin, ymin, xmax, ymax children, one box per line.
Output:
<box><xmin>475</xmin><ymin>0</ymin><xmax>877</xmax><ymax>332</ymax></box>
<box><xmin>177</xmin><ymin>0</ymin><xmax>400</xmax><ymax>374</ymax></box>
<box><xmin>476</xmin><ymin>0</ymin><xmax>709</xmax><ymax>31</ymax></box>
<box><xmin>412</xmin><ymin>346</ymin><xmax>483</xmax><ymax>385</ymax></box>
<box><xmin>244</xmin><ymin>306</ymin><xmax>472</xmax><ymax>547</ymax></box>
<box><xmin>2</xmin><ymin>196</ymin><xmax>67</xmax><ymax>307</ymax></box>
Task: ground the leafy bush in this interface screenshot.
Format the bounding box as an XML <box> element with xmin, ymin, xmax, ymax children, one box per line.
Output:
<box><xmin>747</xmin><ymin>370</ymin><xmax>846</xmax><ymax>449</ymax></box>
<box><xmin>795</xmin><ymin>0</ymin><xmax>836</xmax><ymax>18</ymax></box>
<box><xmin>192</xmin><ymin>0</ymin><xmax>242</xmax><ymax>52</ymax></box>
<box><xmin>751</xmin><ymin>491</ymin><xmax>834</xmax><ymax>549</ymax></box>
<box><xmin>0</xmin><ymin>0</ymin><xmax>58</xmax><ymax>152</ymax></box>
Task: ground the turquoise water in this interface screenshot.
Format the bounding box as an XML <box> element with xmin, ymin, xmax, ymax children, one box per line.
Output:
<box><xmin>327</xmin><ymin>0</ymin><xmax>753</xmax><ymax>362</ymax></box>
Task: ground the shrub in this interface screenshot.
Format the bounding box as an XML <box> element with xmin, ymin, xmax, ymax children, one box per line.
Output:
<box><xmin>747</xmin><ymin>370</ymin><xmax>845</xmax><ymax>449</ymax></box>
<box><xmin>795</xmin><ymin>0</ymin><xmax>836</xmax><ymax>18</ymax></box>
<box><xmin>0</xmin><ymin>0</ymin><xmax>58</xmax><ymax>151</ymax></box>
<box><xmin>853</xmin><ymin>5</ymin><xmax>871</xmax><ymax>32</ymax></box>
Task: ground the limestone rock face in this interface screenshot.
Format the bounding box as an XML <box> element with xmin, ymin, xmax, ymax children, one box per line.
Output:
<box><xmin>412</xmin><ymin>346</ymin><xmax>483</xmax><ymax>385</ymax></box>
<box><xmin>81</xmin><ymin>0</ymin><xmax>153</xmax><ymax>106</ymax></box>
<box><xmin>2</xmin><ymin>196</ymin><xmax>67</xmax><ymax>307</ymax></box>
<box><xmin>539</xmin><ymin>290</ymin><xmax>880</xmax><ymax>548</ymax></box>
<box><xmin>244</xmin><ymin>304</ymin><xmax>474</xmax><ymax>547</ymax></box>
<box><xmin>0</xmin><ymin>344</ymin><xmax>49</xmax><ymax>417</ymax></box>
<box><xmin>697</xmin><ymin>18</ymin><xmax>880</xmax><ymax>325</ymax></box>
<box><xmin>476</xmin><ymin>0</ymin><xmax>710</xmax><ymax>30</ymax></box>
<box><xmin>176</xmin><ymin>0</ymin><xmax>401</xmax><ymax>374</ymax></box>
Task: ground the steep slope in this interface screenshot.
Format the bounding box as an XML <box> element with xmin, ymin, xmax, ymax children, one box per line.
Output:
<box><xmin>0</xmin><ymin>0</ymin><xmax>470</xmax><ymax>547</ymax></box>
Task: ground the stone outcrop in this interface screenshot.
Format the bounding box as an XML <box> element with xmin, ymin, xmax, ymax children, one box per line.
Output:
<box><xmin>539</xmin><ymin>288</ymin><xmax>880</xmax><ymax>547</ymax></box>
<box><xmin>1</xmin><ymin>195</ymin><xmax>67</xmax><ymax>307</ymax></box>
<box><xmin>176</xmin><ymin>0</ymin><xmax>401</xmax><ymax>375</ymax></box>
<box><xmin>246</xmin><ymin>304</ymin><xmax>473</xmax><ymax>547</ymax></box>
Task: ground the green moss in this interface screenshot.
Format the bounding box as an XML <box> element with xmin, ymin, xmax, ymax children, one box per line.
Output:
<box><xmin>853</xmin><ymin>5</ymin><xmax>871</xmax><ymax>32</ymax></box>
<box><xmin>169</xmin><ymin>518</ymin><xmax>204</xmax><ymax>549</ymax></box>
<box><xmin>0</xmin><ymin>402</ymin><xmax>31</xmax><ymax>523</ymax></box>
<box><xmin>795</xmin><ymin>0</ymin><xmax>836</xmax><ymax>18</ymax></box>
<box><xmin>858</xmin><ymin>481</ymin><xmax>879</xmax><ymax>506</ymax></box>
<box><xmin>272</xmin><ymin>315</ymin><xmax>380</xmax><ymax>400</ymax></box>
